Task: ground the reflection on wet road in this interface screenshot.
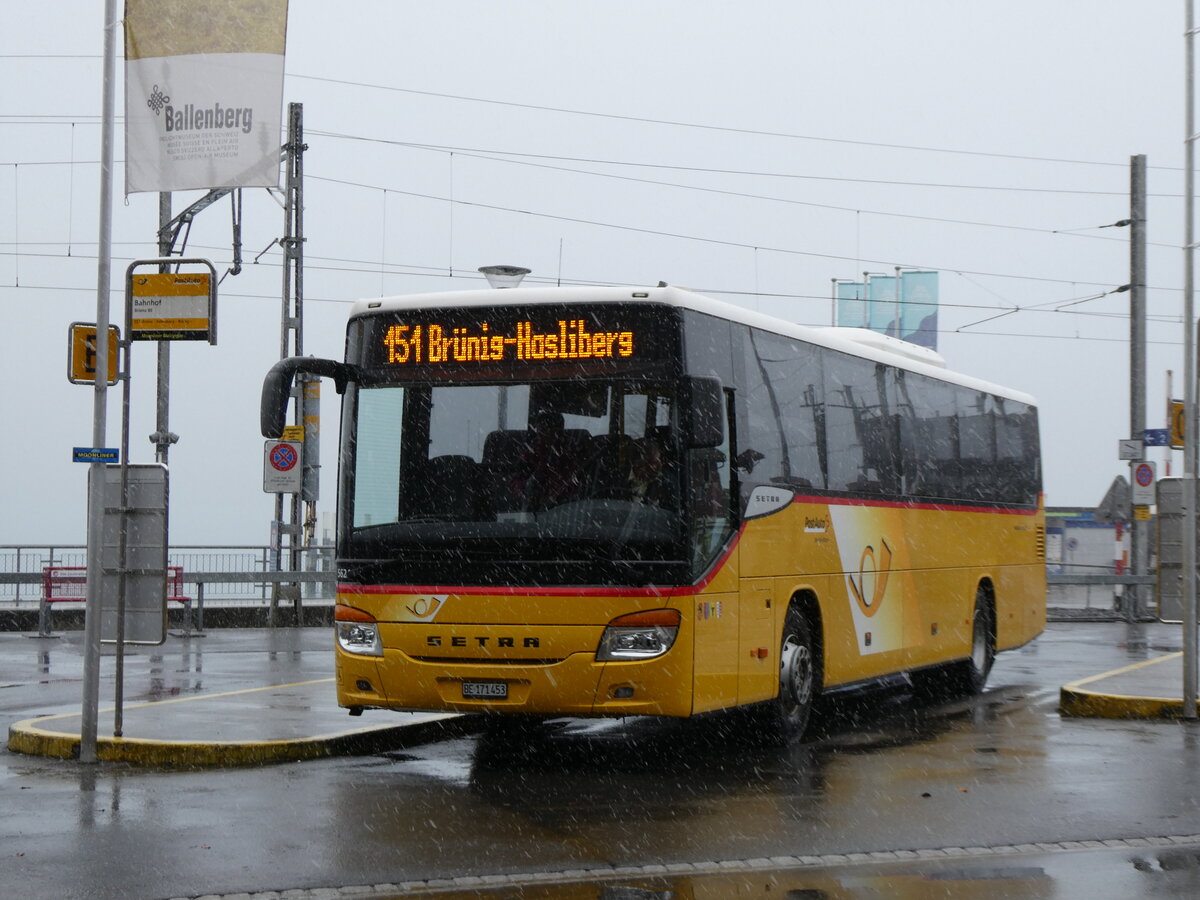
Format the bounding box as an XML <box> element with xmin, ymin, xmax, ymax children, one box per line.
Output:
<box><xmin>379</xmin><ymin>841</ymin><xmax>1200</xmax><ymax>900</ymax></box>
<box><xmin>3</xmin><ymin>623</ymin><xmax>1199</xmax><ymax>900</ymax></box>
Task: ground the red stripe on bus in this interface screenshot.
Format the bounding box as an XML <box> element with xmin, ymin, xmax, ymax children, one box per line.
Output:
<box><xmin>790</xmin><ymin>493</ymin><xmax>1041</xmax><ymax>516</ymax></box>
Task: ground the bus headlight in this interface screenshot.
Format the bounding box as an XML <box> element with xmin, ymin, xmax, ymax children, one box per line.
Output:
<box><xmin>596</xmin><ymin>609</ymin><xmax>681</xmax><ymax>661</ymax></box>
<box><xmin>335</xmin><ymin>604</ymin><xmax>383</xmax><ymax>657</ymax></box>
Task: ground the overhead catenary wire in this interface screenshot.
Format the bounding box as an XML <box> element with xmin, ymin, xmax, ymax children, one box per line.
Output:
<box><xmin>288</xmin><ymin>74</ymin><xmax>1182</xmax><ymax>173</ymax></box>
<box><xmin>300</xmin><ymin>175</ymin><xmax>1164</xmax><ymax>291</ymax></box>
<box><xmin>0</xmin><ymin>75</ymin><xmax>1180</xmax><ymax>346</ymax></box>
<box><xmin>2</xmin><ymin>56</ymin><xmax>1178</xmax><ymax>172</ymax></box>
<box><xmin>0</xmin><ymin>245</ymin><xmax>1184</xmax><ymax>331</ymax></box>
<box><xmin>297</xmin><ymin>138</ymin><xmax>1179</xmax><ymax>247</ymax></box>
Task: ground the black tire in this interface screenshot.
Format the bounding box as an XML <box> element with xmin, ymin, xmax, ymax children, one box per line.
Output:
<box><xmin>771</xmin><ymin>606</ymin><xmax>821</xmax><ymax>740</ymax></box>
<box><xmin>957</xmin><ymin>588</ymin><xmax>995</xmax><ymax>694</ymax></box>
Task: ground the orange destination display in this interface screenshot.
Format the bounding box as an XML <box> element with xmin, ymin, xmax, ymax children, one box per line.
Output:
<box><xmin>357</xmin><ymin>303</ymin><xmax>676</xmax><ymax>379</ymax></box>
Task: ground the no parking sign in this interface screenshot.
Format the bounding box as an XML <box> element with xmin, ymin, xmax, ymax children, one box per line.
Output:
<box><xmin>1132</xmin><ymin>460</ymin><xmax>1156</xmax><ymax>506</ymax></box>
<box><xmin>263</xmin><ymin>440</ymin><xmax>303</xmax><ymax>494</ymax></box>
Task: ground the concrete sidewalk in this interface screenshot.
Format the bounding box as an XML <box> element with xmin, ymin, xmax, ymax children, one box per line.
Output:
<box><xmin>7</xmin><ymin>679</ymin><xmax>466</xmax><ymax>765</ymax></box>
<box><xmin>2</xmin><ymin>623</ymin><xmax>1193</xmax><ymax>768</ymax></box>
<box><xmin>2</xmin><ymin>627</ymin><xmax>475</xmax><ymax>766</ymax></box>
<box><xmin>1059</xmin><ymin>651</ymin><xmax>1200</xmax><ymax>719</ymax></box>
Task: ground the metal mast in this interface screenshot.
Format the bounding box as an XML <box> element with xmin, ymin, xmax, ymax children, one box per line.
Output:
<box><xmin>272</xmin><ymin>101</ymin><xmax>310</xmax><ymax>625</ymax></box>
<box><xmin>1185</xmin><ymin>2</ymin><xmax>1198</xmax><ymax>718</ymax></box>
<box><xmin>1130</xmin><ymin>155</ymin><xmax>1148</xmax><ymax>620</ymax></box>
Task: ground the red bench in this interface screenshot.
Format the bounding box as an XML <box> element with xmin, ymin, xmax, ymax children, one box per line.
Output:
<box><xmin>39</xmin><ymin>565</ymin><xmax>192</xmax><ymax>637</ymax></box>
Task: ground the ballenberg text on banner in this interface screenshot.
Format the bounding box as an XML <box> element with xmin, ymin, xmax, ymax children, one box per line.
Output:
<box><xmin>123</xmin><ymin>0</ymin><xmax>289</xmax><ymax>194</ymax></box>
<box><xmin>162</xmin><ymin>102</ymin><xmax>254</xmax><ymax>135</ymax></box>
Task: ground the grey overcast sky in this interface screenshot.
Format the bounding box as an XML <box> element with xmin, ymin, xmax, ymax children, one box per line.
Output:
<box><xmin>0</xmin><ymin>2</ymin><xmax>1189</xmax><ymax>544</ymax></box>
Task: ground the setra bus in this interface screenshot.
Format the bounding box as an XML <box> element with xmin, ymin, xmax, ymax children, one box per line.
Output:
<box><xmin>261</xmin><ymin>284</ymin><xmax>1045</xmax><ymax>738</ymax></box>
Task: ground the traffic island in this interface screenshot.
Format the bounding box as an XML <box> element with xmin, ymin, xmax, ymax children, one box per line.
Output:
<box><xmin>1060</xmin><ymin>653</ymin><xmax>1200</xmax><ymax>719</ymax></box>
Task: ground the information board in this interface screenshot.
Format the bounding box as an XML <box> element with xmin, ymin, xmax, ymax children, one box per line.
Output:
<box><xmin>93</xmin><ymin>464</ymin><xmax>169</xmax><ymax>646</ymax></box>
<box><xmin>126</xmin><ymin>258</ymin><xmax>218</xmax><ymax>343</ymax></box>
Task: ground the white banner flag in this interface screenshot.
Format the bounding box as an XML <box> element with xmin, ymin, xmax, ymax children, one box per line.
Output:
<box><xmin>124</xmin><ymin>0</ymin><xmax>289</xmax><ymax>194</ymax></box>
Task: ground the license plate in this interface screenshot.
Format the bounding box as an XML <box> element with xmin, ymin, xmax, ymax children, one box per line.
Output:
<box><xmin>462</xmin><ymin>681</ymin><xmax>508</xmax><ymax>699</ymax></box>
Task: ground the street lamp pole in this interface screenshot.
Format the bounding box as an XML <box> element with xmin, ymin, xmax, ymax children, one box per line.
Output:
<box><xmin>1184</xmin><ymin>0</ymin><xmax>1198</xmax><ymax>719</ymax></box>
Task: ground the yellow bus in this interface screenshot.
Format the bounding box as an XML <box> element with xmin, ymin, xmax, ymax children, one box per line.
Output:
<box><xmin>261</xmin><ymin>284</ymin><xmax>1044</xmax><ymax>738</ymax></box>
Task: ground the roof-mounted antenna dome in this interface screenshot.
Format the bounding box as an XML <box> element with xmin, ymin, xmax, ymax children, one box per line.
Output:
<box><xmin>478</xmin><ymin>265</ymin><xmax>531</xmax><ymax>289</ymax></box>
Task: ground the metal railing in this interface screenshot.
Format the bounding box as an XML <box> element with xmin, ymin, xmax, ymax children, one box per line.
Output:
<box><xmin>0</xmin><ymin>544</ymin><xmax>1163</xmax><ymax>618</ymax></box>
<box><xmin>0</xmin><ymin>545</ymin><xmax>335</xmax><ymax>606</ymax></box>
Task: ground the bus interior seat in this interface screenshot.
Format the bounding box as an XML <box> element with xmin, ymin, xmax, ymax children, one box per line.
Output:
<box><xmin>421</xmin><ymin>454</ymin><xmax>482</xmax><ymax>520</ymax></box>
<box><xmin>584</xmin><ymin>433</ymin><xmax>632</xmax><ymax>494</ymax></box>
<box><xmin>481</xmin><ymin>430</ymin><xmax>532</xmax><ymax>512</ymax></box>
<box><xmin>483</xmin><ymin>430</ymin><xmax>531</xmax><ymax>475</ymax></box>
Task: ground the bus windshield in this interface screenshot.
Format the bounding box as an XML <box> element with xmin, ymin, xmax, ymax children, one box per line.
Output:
<box><xmin>343</xmin><ymin>377</ymin><xmax>732</xmax><ymax>586</ymax></box>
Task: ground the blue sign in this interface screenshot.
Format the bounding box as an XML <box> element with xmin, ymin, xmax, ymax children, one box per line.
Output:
<box><xmin>73</xmin><ymin>447</ymin><xmax>119</xmax><ymax>463</ymax></box>
<box><xmin>1144</xmin><ymin>428</ymin><xmax>1170</xmax><ymax>447</ymax></box>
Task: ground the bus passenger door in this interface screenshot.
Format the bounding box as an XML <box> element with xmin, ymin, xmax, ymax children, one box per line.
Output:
<box><xmin>738</xmin><ymin>578</ymin><xmax>775</xmax><ymax>703</ymax></box>
<box><xmin>692</xmin><ymin>581</ymin><xmax>740</xmax><ymax>713</ymax></box>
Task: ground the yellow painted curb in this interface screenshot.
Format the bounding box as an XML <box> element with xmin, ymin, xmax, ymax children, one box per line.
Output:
<box><xmin>7</xmin><ymin>678</ymin><xmax>464</xmax><ymax>766</ymax></box>
<box><xmin>1059</xmin><ymin>653</ymin><xmax>1197</xmax><ymax>719</ymax></box>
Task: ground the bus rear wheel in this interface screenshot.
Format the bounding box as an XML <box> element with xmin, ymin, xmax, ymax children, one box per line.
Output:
<box><xmin>912</xmin><ymin>587</ymin><xmax>994</xmax><ymax>698</ymax></box>
<box><xmin>772</xmin><ymin>606</ymin><xmax>820</xmax><ymax>741</ymax></box>
<box><xmin>958</xmin><ymin>588</ymin><xmax>995</xmax><ymax>694</ymax></box>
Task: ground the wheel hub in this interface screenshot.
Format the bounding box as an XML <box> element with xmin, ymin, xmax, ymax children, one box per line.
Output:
<box><xmin>780</xmin><ymin>637</ymin><xmax>813</xmax><ymax>710</ymax></box>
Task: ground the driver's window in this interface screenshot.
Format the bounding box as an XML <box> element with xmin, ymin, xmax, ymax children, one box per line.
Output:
<box><xmin>352</xmin><ymin>387</ymin><xmax>404</xmax><ymax>528</ymax></box>
<box><xmin>689</xmin><ymin>396</ymin><xmax>732</xmax><ymax>573</ymax></box>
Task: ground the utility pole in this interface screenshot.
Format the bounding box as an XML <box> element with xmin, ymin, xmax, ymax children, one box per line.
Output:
<box><xmin>153</xmin><ymin>192</ymin><xmax>177</xmax><ymax>463</ymax></box>
<box><xmin>271</xmin><ymin>101</ymin><xmax>310</xmax><ymax>626</ymax></box>
<box><xmin>1184</xmin><ymin>1</ymin><xmax>1198</xmax><ymax>720</ymax></box>
<box><xmin>1129</xmin><ymin>154</ymin><xmax>1148</xmax><ymax>621</ymax></box>
<box><xmin>80</xmin><ymin>0</ymin><xmax>119</xmax><ymax>764</ymax></box>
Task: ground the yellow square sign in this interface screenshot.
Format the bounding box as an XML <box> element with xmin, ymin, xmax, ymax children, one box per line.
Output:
<box><xmin>1171</xmin><ymin>399</ymin><xmax>1186</xmax><ymax>449</ymax></box>
<box><xmin>68</xmin><ymin>323</ymin><xmax>119</xmax><ymax>385</ymax></box>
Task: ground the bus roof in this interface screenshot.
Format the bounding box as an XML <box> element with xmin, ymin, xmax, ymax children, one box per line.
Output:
<box><xmin>350</xmin><ymin>284</ymin><xmax>1036</xmax><ymax>407</ymax></box>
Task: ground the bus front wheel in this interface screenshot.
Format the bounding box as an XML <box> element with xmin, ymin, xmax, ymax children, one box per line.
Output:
<box><xmin>773</xmin><ymin>606</ymin><xmax>820</xmax><ymax>740</ymax></box>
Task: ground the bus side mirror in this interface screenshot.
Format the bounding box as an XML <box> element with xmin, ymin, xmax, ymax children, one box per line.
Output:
<box><xmin>683</xmin><ymin>376</ymin><xmax>725</xmax><ymax>449</ymax></box>
<box><xmin>261</xmin><ymin>357</ymin><xmax>358</xmax><ymax>438</ymax></box>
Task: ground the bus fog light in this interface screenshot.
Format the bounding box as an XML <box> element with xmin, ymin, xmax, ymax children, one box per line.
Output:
<box><xmin>596</xmin><ymin>609</ymin><xmax>680</xmax><ymax>661</ymax></box>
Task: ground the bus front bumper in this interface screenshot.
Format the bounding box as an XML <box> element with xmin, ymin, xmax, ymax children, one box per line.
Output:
<box><xmin>335</xmin><ymin>644</ymin><xmax>694</xmax><ymax>718</ymax></box>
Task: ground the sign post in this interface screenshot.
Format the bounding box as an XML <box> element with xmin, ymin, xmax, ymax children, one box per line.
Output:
<box><xmin>81</xmin><ymin>0</ymin><xmax>121</xmax><ymax>765</ymax></box>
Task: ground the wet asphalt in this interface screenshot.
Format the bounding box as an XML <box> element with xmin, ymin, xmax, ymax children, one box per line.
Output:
<box><xmin>1</xmin><ymin>621</ymin><xmax>1198</xmax><ymax>899</ymax></box>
